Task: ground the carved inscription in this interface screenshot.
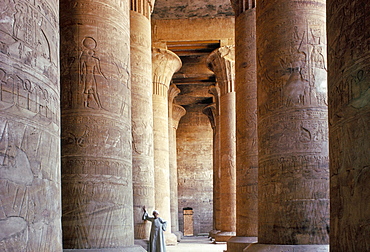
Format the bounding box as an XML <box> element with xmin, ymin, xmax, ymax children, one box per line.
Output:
<box><xmin>328</xmin><ymin>1</ymin><xmax>370</xmax><ymax>251</ymax></box>
<box><xmin>60</xmin><ymin>0</ymin><xmax>132</xmax><ymax>248</ymax></box>
<box><xmin>256</xmin><ymin>0</ymin><xmax>329</xmax><ymax>245</ymax></box>
<box><xmin>258</xmin><ymin>21</ymin><xmax>327</xmax><ymax>116</ymax></box>
<box><xmin>0</xmin><ymin>0</ymin><xmax>61</xmax><ymax>250</ymax></box>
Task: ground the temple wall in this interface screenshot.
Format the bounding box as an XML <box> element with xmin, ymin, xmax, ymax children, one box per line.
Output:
<box><xmin>177</xmin><ymin>104</ymin><xmax>213</xmax><ymax>235</ymax></box>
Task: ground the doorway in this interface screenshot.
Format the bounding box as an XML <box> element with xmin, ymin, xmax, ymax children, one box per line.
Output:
<box><xmin>183</xmin><ymin>207</ymin><xmax>194</xmax><ymax>236</ymax></box>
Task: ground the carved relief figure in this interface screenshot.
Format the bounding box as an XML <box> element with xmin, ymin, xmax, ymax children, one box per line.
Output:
<box><xmin>13</xmin><ymin>3</ymin><xmax>25</xmax><ymax>39</ymax></box>
<box><xmin>79</xmin><ymin>37</ymin><xmax>107</xmax><ymax>109</ymax></box>
<box><xmin>282</xmin><ymin>41</ymin><xmax>309</xmax><ymax>106</ymax></box>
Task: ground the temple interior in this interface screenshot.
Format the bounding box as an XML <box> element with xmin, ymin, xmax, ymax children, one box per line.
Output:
<box><xmin>0</xmin><ymin>0</ymin><xmax>369</xmax><ymax>251</ymax></box>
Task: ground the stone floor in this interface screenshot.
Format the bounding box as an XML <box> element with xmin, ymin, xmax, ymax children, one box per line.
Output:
<box><xmin>166</xmin><ymin>236</ymin><xmax>227</xmax><ymax>252</ymax></box>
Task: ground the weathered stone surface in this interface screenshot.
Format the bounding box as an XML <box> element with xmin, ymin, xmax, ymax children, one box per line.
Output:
<box><xmin>130</xmin><ymin>4</ymin><xmax>155</xmax><ymax>241</ymax></box>
<box><xmin>328</xmin><ymin>1</ymin><xmax>370</xmax><ymax>251</ymax></box>
<box><xmin>256</xmin><ymin>0</ymin><xmax>329</xmax><ymax>245</ymax></box>
<box><xmin>207</xmin><ymin>46</ymin><xmax>236</xmax><ymax>240</ymax></box>
<box><xmin>0</xmin><ymin>0</ymin><xmax>62</xmax><ymax>250</ymax></box>
<box><xmin>169</xmin><ymin>85</ymin><xmax>186</xmax><ymax>239</ymax></box>
<box><xmin>152</xmin><ymin>17</ymin><xmax>235</xmax><ymax>45</ymax></box>
<box><xmin>63</xmin><ymin>246</ymin><xmax>146</xmax><ymax>252</ymax></box>
<box><xmin>152</xmin><ymin>0</ymin><xmax>234</xmax><ymax>19</ymax></box>
<box><xmin>233</xmin><ymin>2</ymin><xmax>258</xmax><ymax>242</ymax></box>
<box><xmin>244</xmin><ymin>244</ymin><xmax>329</xmax><ymax>252</ymax></box>
<box><xmin>152</xmin><ymin>48</ymin><xmax>181</xmax><ymax>244</ymax></box>
<box><xmin>60</xmin><ymin>0</ymin><xmax>133</xmax><ymax>249</ymax></box>
<box><xmin>177</xmin><ymin>104</ymin><xmax>214</xmax><ymax>235</ymax></box>
<box><xmin>203</xmin><ymin>99</ymin><xmax>221</xmax><ymax>236</ymax></box>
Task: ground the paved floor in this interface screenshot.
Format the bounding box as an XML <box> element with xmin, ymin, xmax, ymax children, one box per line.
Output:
<box><xmin>166</xmin><ymin>236</ymin><xmax>227</xmax><ymax>252</ymax></box>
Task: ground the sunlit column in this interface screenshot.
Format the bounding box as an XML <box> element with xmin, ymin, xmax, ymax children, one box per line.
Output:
<box><xmin>152</xmin><ymin>48</ymin><xmax>182</xmax><ymax>245</ymax></box>
<box><xmin>207</xmin><ymin>45</ymin><xmax>236</xmax><ymax>242</ymax></box>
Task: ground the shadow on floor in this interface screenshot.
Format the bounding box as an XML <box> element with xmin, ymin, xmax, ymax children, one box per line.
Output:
<box><xmin>166</xmin><ymin>236</ymin><xmax>227</xmax><ymax>252</ymax></box>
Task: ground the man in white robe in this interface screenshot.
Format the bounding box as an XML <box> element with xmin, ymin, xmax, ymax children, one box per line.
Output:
<box><xmin>142</xmin><ymin>206</ymin><xmax>167</xmax><ymax>252</ymax></box>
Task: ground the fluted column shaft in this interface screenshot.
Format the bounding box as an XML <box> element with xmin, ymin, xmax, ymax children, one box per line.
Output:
<box><xmin>254</xmin><ymin>0</ymin><xmax>329</xmax><ymax>248</ymax></box>
<box><xmin>152</xmin><ymin>48</ymin><xmax>182</xmax><ymax>244</ymax></box>
<box><xmin>328</xmin><ymin>1</ymin><xmax>370</xmax><ymax>251</ymax></box>
<box><xmin>168</xmin><ymin>87</ymin><xmax>186</xmax><ymax>238</ymax></box>
<box><xmin>60</xmin><ymin>0</ymin><xmax>134</xmax><ymax>249</ymax></box>
<box><xmin>130</xmin><ymin>0</ymin><xmax>156</xmax><ymax>240</ymax></box>
<box><xmin>207</xmin><ymin>46</ymin><xmax>236</xmax><ymax>241</ymax></box>
<box><xmin>0</xmin><ymin>0</ymin><xmax>62</xmax><ymax>250</ymax></box>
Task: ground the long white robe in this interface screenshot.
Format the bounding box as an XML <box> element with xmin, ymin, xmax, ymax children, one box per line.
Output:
<box><xmin>143</xmin><ymin>212</ymin><xmax>167</xmax><ymax>252</ymax></box>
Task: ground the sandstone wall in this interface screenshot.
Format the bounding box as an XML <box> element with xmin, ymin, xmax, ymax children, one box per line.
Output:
<box><xmin>177</xmin><ymin>104</ymin><xmax>213</xmax><ymax>235</ymax></box>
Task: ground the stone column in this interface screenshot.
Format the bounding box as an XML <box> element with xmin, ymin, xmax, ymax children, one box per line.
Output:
<box><xmin>152</xmin><ymin>47</ymin><xmax>182</xmax><ymax>245</ymax></box>
<box><xmin>168</xmin><ymin>85</ymin><xmax>186</xmax><ymax>241</ymax></box>
<box><xmin>60</xmin><ymin>1</ymin><xmax>140</xmax><ymax>250</ymax></box>
<box><xmin>0</xmin><ymin>0</ymin><xmax>62</xmax><ymax>251</ymax></box>
<box><xmin>328</xmin><ymin>1</ymin><xmax>370</xmax><ymax>251</ymax></box>
<box><xmin>202</xmin><ymin>99</ymin><xmax>221</xmax><ymax>239</ymax></box>
<box><xmin>247</xmin><ymin>0</ymin><xmax>329</xmax><ymax>251</ymax></box>
<box><xmin>207</xmin><ymin>45</ymin><xmax>236</xmax><ymax>242</ymax></box>
<box><xmin>130</xmin><ymin>0</ymin><xmax>156</xmax><ymax>244</ymax></box>
<box><xmin>228</xmin><ymin>1</ymin><xmax>258</xmax><ymax>251</ymax></box>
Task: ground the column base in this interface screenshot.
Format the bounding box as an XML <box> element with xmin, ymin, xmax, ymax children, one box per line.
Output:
<box><xmin>227</xmin><ymin>236</ymin><xmax>258</xmax><ymax>252</ymax></box>
<box><xmin>244</xmin><ymin>244</ymin><xmax>329</xmax><ymax>252</ymax></box>
<box><xmin>64</xmin><ymin>245</ymin><xmax>147</xmax><ymax>252</ymax></box>
<box><xmin>173</xmin><ymin>231</ymin><xmax>183</xmax><ymax>242</ymax></box>
<box><xmin>214</xmin><ymin>231</ymin><xmax>236</xmax><ymax>242</ymax></box>
<box><xmin>134</xmin><ymin>239</ymin><xmax>148</xmax><ymax>250</ymax></box>
<box><xmin>165</xmin><ymin>232</ymin><xmax>178</xmax><ymax>246</ymax></box>
<box><xmin>209</xmin><ymin>229</ymin><xmax>221</xmax><ymax>239</ymax></box>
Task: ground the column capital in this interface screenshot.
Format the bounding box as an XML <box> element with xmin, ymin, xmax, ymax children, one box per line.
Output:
<box><xmin>152</xmin><ymin>48</ymin><xmax>182</xmax><ymax>97</ymax></box>
<box><xmin>131</xmin><ymin>0</ymin><xmax>156</xmax><ymax>18</ymax></box>
<box><xmin>230</xmin><ymin>0</ymin><xmax>256</xmax><ymax>17</ymax></box>
<box><xmin>172</xmin><ymin>104</ymin><xmax>186</xmax><ymax>130</ymax></box>
<box><xmin>168</xmin><ymin>84</ymin><xmax>181</xmax><ymax>103</ymax></box>
<box><xmin>202</xmin><ymin>104</ymin><xmax>217</xmax><ymax>130</ymax></box>
<box><xmin>207</xmin><ymin>45</ymin><xmax>235</xmax><ymax>95</ymax></box>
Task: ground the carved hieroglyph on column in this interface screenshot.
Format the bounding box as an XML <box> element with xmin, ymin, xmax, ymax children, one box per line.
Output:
<box><xmin>0</xmin><ymin>0</ymin><xmax>62</xmax><ymax>251</ymax></box>
<box><xmin>60</xmin><ymin>0</ymin><xmax>135</xmax><ymax>249</ymax></box>
<box><xmin>207</xmin><ymin>45</ymin><xmax>236</xmax><ymax>242</ymax></box>
<box><xmin>202</xmin><ymin>99</ymin><xmax>221</xmax><ymax>238</ymax></box>
<box><xmin>248</xmin><ymin>0</ymin><xmax>329</xmax><ymax>250</ymax></box>
<box><xmin>228</xmin><ymin>1</ymin><xmax>258</xmax><ymax>251</ymax></box>
<box><xmin>131</xmin><ymin>0</ymin><xmax>156</xmax><ymax>241</ymax></box>
<box><xmin>328</xmin><ymin>1</ymin><xmax>370</xmax><ymax>251</ymax></box>
<box><xmin>168</xmin><ymin>84</ymin><xmax>186</xmax><ymax>241</ymax></box>
<box><xmin>152</xmin><ymin>48</ymin><xmax>182</xmax><ymax>245</ymax></box>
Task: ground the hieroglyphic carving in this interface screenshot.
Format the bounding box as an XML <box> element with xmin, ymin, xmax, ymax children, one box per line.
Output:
<box><xmin>177</xmin><ymin>105</ymin><xmax>214</xmax><ymax>235</ymax></box>
<box><xmin>258</xmin><ymin>20</ymin><xmax>327</xmax><ymax>117</ymax></box>
<box><xmin>0</xmin><ymin>0</ymin><xmax>61</xmax><ymax>250</ymax></box>
<box><xmin>62</xmin><ymin>174</ymin><xmax>132</xmax><ymax>248</ymax></box>
<box><xmin>328</xmin><ymin>1</ymin><xmax>370</xmax><ymax>251</ymax></box>
<box><xmin>207</xmin><ymin>46</ymin><xmax>236</xmax><ymax>238</ymax></box>
<box><xmin>0</xmin><ymin>117</ymin><xmax>61</xmax><ymax>250</ymax></box>
<box><xmin>234</xmin><ymin>6</ymin><xmax>258</xmax><ymax>239</ymax></box>
<box><xmin>256</xmin><ymin>0</ymin><xmax>329</xmax><ymax>245</ymax></box>
<box><xmin>80</xmin><ymin>37</ymin><xmax>107</xmax><ymax>109</ymax></box>
<box><xmin>130</xmin><ymin>8</ymin><xmax>155</xmax><ymax>240</ymax></box>
<box><xmin>60</xmin><ymin>0</ymin><xmax>133</xmax><ymax>249</ymax></box>
<box><xmin>1</xmin><ymin>0</ymin><xmax>59</xmax><ymax>85</ymax></box>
